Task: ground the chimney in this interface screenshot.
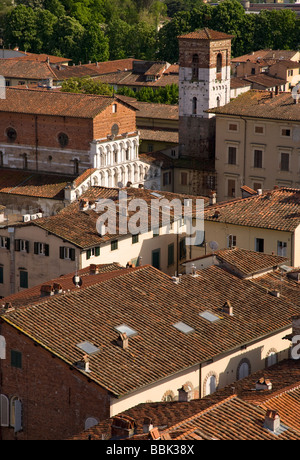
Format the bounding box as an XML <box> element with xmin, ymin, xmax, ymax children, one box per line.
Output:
<box><xmin>257</xmin><ymin>188</ymin><xmax>262</xmax><ymax>195</ymax></box>
<box><xmin>255</xmin><ymin>377</ymin><xmax>272</xmax><ymax>391</ymax></box>
<box><xmin>209</xmin><ymin>190</ymin><xmax>217</xmax><ymax>205</ymax></box>
<box><xmin>111</xmin><ymin>416</ymin><xmax>135</xmax><ymax>439</ymax></box>
<box><xmin>40</xmin><ymin>284</ymin><xmax>54</xmax><ymax>297</ymax></box>
<box><xmin>143</xmin><ymin>417</ymin><xmax>154</xmax><ymax>433</ymax></box>
<box><xmin>79</xmin><ymin>198</ymin><xmax>89</xmax><ymax>211</ymax></box>
<box><xmin>89</xmin><ymin>264</ymin><xmax>99</xmax><ymax>275</ymax></box>
<box><xmin>117</xmin><ymin>332</ymin><xmax>128</xmax><ymax>349</ymax></box>
<box><xmin>53</xmin><ymin>283</ymin><xmax>63</xmax><ymax>294</ymax></box>
<box><xmin>222</xmin><ymin>300</ymin><xmax>233</xmax><ymax>316</ymax></box>
<box><xmin>264</xmin><ymin>409</ymin><xmax>281</xmax><ymax>433</ymax></box>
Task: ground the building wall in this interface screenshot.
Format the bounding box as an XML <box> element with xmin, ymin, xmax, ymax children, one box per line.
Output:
<box><xmin>214</xmin><ymin>115</ymin><xmax>300</xmax><ymax>201</ymax></box>
<box><xmin>0</xmin><ymin>322</ymin><xmax>111</xmax><ymax>440</ymax></box>
<box><xmin>190</xmin><ymin>220</ymin><xmax>296</xmax><ymax>266</ymax></box>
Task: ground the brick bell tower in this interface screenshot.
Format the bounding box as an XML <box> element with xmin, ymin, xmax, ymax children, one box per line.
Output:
<box><xmin>178</xmin><ymin>28</ymin><xmax>233</xmax><ymax>161</ymax></box>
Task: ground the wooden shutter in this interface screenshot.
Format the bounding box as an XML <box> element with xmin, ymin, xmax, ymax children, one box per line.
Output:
<box><xmin>14</xmin><ymin>239</ymin><xmax>20</xmax><ymax>251</ymax></box>
<box><xmin>0</xmin><ymin>394</ymin><xmax>9</xmax><ymax>427</ymax></box>
<box><xmin>5</xmin><ymin>237</ymin><xmax>10</xmax><ymax>250</ymax></box>
<box><xmin>70</xmin><ymin>248</ymin><xmax>76</xmax><ymax>261</ymax></box>
<box><xmin>25</xmin><ymin>240</ymin><xmax>30</xmax><ymax>253</ymax></box>
<box><xmin>86</xmin><ymin>249</ymin><xmax>91</xmax><ymax>260</ymax></box>
<box><xmin>34</xmin><ymin>242</ymin><xmax>38</xmax><ymax>254</ymax></box>
<box><xmin>95</xmin><ymin>246</ymin><xmax>100</xmax><ymax>257</ymax></box>
<box><xmin>45</xmin><ymin>244</ymin><xmax>49</xmax><ymax>257</ymax></box>
<box><xmin>59</xmin><ymin>247</ymin><xmax>65</xmax><ymax>259</ymax></box>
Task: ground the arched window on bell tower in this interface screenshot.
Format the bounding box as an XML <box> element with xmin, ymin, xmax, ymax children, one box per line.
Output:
<box><xmin>192</xmin><ymin>54</ymin><xmax>199</xmax><ymax>80</ymax></box>
<box><xmin>192</xmin><ymin>97</ymin><xmax>197</xmax><ymax>115</ymax></box>
<box><xmin>216</xmin><ymin>53</ymin><xmax>222</xmax><ymax>74</ymax></box>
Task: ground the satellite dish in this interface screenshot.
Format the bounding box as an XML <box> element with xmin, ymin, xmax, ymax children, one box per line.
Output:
<box><xmin>209</xmin><ymin>241</ymin><xmax>219</xmax><ymax>252</ymax></box>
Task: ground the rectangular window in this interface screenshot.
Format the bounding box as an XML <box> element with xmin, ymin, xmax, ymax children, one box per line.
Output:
<box><xmin>254</xmin><ymin>125</ymin><xmax>264</xmax><ymax>135</ymax></box>
<box><xmin>254</xmin><ymin>149</ymin><xmax>263</xmax><ymax>168</ymax></box>
<box><xmin>227</xmin><ymin>179</ymin><xmax>236</xmax><ymax>198</ymax></box>
<box><xmin>255</xmin><ymin>238</ymin><xmax>264</xmax><ymax>253</ymax></box>
<box><xmin>59</xmin><ymin>247</ymin><xmax>76</xmax><ymax>260</ymax></box>
<box><xmin>180</xmin><ymin>172</ymin><xmax>188</xmax><ymax>186</ymax></box>
<box><xmin>179</xmin><ymin>238</ymin><xmax>186</xmax><ymax>260</ymax></box>
<box><xmin>168</xmin><ymin>243</ymin><xmax>174</xmax><ymax>266</ymax></box>
<box><xmin>86</xmin><ymin>246</ymin><xmax>100</xmax><ymax>259</ymax></box>
<box><xmin>163</xmin><ymin>171</ymin><xmax>172</xmax><ymax>186</ymax></box>
<box><xmin>152</xmin><ymin>249</ymin><xmax>160</xmax><ymax>270</ymax></box>
<box><xmin>277</xmin><ymin>241</ymin><xmax>287</xmax><ymax>257</ymax></box>
<box><xmin>280</xmin><ymin>153</ymin><xmax>290</xmax><ymax>172</ymax></box>
<box><xmin>20</xmin><ymin>270</ymin><xmax>28</xmax><ymax>289</ymax></box>
<box><xmin>147</xmin><ymin>144</ymin><xmax>154</xmax><ymax>153</ymax></box>
<box><xmin>228</xmin><ymin>235</ymin><xmax>237</xmax><ymax>248</ymax></box>
<box><xmin>228</xmin><ymin>146</ymin><xmax>237</xmax><ymax>165</ymax></box>
<box><xmin>111</xmin><ymin>240</ymin><xmax>118</xmax><ymax>251</ymax></box>
<box><xmin>11</xmin><ymin>350</ymin><xmax>22</xmax><ymax>369</ymax></box>
<box><xmin>253</xmin><ymin>182</ymin><xmax>262</xmax><ymax>191</ymax></box>
<box><xmin>228</xmin><ymin>123</ymin><xmax>238</xmax><ymax>132</ymax></box>
<box><xmin>34</xmin><ymin>242</ymin><xmax>49</xmax><ymax>256</ymax></box>
<box><xmin>281</xmin><ymin>128</ymin><xmax>291</xmax><ymax>137</ymax></box>
<box><xmin>132</xmin><ymin>234</ymin><xmax>139</xmax><ymax>244</ymax></box>
<box><xmin>0</xmin><ymin>266</ymin><xmax>3</xmax><ymax>284</ymax></box>
<box><xmin>153</xmin><ymin>228</ymin><xmax>159</xmax><ymax>237</ymax></box>
<box><xmin>15</xmin><ymin>239</ymin><xmax>29</xmax><ymax>253</ymax></box>
<box><xmin>0</xmin><ymin>236</ymin><xmax>10</xmax><ymax>249</ymax></box>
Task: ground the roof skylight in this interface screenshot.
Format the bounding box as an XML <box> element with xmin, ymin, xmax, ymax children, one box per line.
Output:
<box><xmin>199</xmin><ymin>311</ymin><xmax>220</xmax><ymax>323</ymax></box>
<box><xmin>173</xmin><ymin>321</ymin><xmax>195</xmax><ymax>334</ymax></box>
<box><xmin>76</xmin><ymin>341</ymin><xmax>99</xmax><ymax>355</ymax></box>
<box><xmin>115</xmin><ymin>324</ymin><xmax>138</xmax><ymax>337</ymax></box>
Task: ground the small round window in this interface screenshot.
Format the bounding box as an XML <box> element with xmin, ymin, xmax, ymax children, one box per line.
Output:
<box><xmin>58</xmin><ymin>132</ymin><xmax>69</xmax><ymax>148</ymax></box>
<box><xmin>6</xmin><ymin>127</ymin><xmax>17</xmax><ymax>142</ymax></box>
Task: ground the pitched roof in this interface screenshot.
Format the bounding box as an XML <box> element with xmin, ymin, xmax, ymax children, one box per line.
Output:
<box><xmin>139</xmin><ymin>128</ymin><xmax>178</xmax><ymax>144</ymax></box>
<box><xmin>242</xmin><ymin>74</ymin><xmax>287</xmax><ymax>88</ymax></box>
<box><xmin>231</xmin><ymin>49</ymin><xmax>299</xmax><ymax>63</ymax></box>
<box><xmin>0</xmin><ymin>87</ymin><xmax>117</xmax><ymax>118</ymax></box>
<box><xmin>0</xmin><ymin>59</ymin><xmax>58</xmax><ymax>80</ymax></box>
<box><xmin>32</xmin><ymin>186</ymin><xmax>207</xmax><ymax>248</ymax></box>
<box><xmin>1</xmin><ymin>264</ymin><xmax>300</xmax><ymax>398</ymax></box>
<box><xmin>178</xmin><ymin>28</ymin><xmax>234</xmax><ymax>40</ymax></box>
<box><xmin>204</xmin><ymin>187</ymin><xmax>300</xmax><ymax>232</ymax></box>
<box><xmin>0</xmin><ymin>168</ymin><xmax>75</xmax><ymax>200</ymax></box>
<box><xmin>215</xmin><ymin>247</ymin><xmax>288</xmax><ymax>278</ymax></box>
<box><xmin>208</xmin><ymin>90</ymin><xmax>300</xmax><ymax>122</ymax></box>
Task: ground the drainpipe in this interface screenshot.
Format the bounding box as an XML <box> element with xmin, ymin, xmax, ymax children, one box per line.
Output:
<box><xmin>241</xmin><ymin>116</ymin><xmax>247</xmax><ymax>188</ymax></box>
<box><xmin>35</xmin><ymin>115</ymin><xmax>38</xmax><ymax>171</ymax></box>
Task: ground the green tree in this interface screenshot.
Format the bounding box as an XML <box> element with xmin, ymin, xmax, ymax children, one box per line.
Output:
<box><xmin>3</xmin><ymin>4</ymin><xmax>38</xmax><ymax>51</ymax></box>
<box><xmin>49</xmin><ymin>15</ymin><xmax>85</xmax><ymax>62</ymax></box>
<box><xmin>33</xmin><ymin>8</ymin><xmax>58</xmax><ymax>53</ymax></box>
<box><xmin>79</xmin><ymin>22</ymin><xmax>109</xmax><ymax>63</ymax></box>
<box><xmin>127</xmin><ymin>21</ymin><xmax>157</xmax><ymax>60</ymax></box>
<box><xmin>105</xmin><ymin>18</ymin><xmax>133</xmax><ymax>60</ymax></box>
<box><xmin>61</xmin><ymin>76</ymin><xmax>113</xmax><ymax>95</ymax></box>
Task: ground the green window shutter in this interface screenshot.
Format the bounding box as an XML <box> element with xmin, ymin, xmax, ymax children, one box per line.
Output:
<box><xmin>95</xmin><ymin>246</ymin><xmax>100</xmax><ymax>257</ymax></box>
<box><xmin>168</xmin><ymin>243</ymin><xmax>174</xmax><ymax>266</ymax></box>
<box><xmin>11</xmin><ymin>350</ymin><xmax>22</xmax><ymax>369</ymax></box>
<box><xmin>45</xmin><ymin>244</ymin><xmax>49</xmax><ymax>257</ymax></box>
<box><xmin>59</xmin><ymin>247</ymin><xmax>65</xmax><ymax>259</ymax></box>
<box><xmin>86</xmin><ymin>249</ymin><xmax>91</xmax><ymax>260</ymax></box>
<box><xmin>20</xmin><ymin>270</ymin><xmax>28</xmax><ymax>288</ymax></box>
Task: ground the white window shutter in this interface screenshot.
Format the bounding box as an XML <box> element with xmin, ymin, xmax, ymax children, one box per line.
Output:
<box><xmin>0</xmin><ymin>335</ymin><xmax>6</xmax><ymax>359</ymax></box>
<box><xmin>0</xmin><ymin>394</ymin><xmax>9</xmax><ymax>427</ymax></box>
<box><xmin>14</xmin><ymin>399</ymin><xmax>22</xmax><ymax>433</ymax></box>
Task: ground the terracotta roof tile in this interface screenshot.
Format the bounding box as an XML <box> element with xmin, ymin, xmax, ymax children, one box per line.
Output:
<box><xmin>208</xmin><ymin>90</ymin><xmax>300</xmax><ymax>122</ymax></box>
<box><xmin>204</xmin><ymin>187</ymin><xmax>300</xmax><ymax>232</ymax></box>
<box><xmin>1</xmin><ymin>264</ymin><xmax>300</xmax><ymax>398</ymax></box>
<box><xmin>178</xmin><ymin>28</ymin><xmax>234</xmax><ymax>40</ymax></box>
<box><xmin>0</xmin><ymin>87</ymin><xmax>115</xmax><ymax>118</ymax></box>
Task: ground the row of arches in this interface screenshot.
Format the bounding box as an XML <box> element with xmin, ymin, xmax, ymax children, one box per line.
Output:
<box><xmin>93</xmin><ymin>139</ymin><xmax>139</xmax><ymax>169</ymax></box>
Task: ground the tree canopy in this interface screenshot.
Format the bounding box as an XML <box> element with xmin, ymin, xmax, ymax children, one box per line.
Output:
<box><xmin>1</xmin><ymin>0</ymin><xmax>299</xmax><ymax>65</ymax></box>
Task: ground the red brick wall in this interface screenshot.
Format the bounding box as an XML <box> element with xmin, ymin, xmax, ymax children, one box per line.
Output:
<box><xmin>93</xmin><ymin>101</ymin><xmax>137</xmax><ymax>140</ymax></box>
<box><xmin>178</xmin><ymin>39</ymin><xmax>231</xmax><ymax>69</ymax></box>
<box><xmin>0</xmin><ymin>322</ymin><xmax>111</xmax><ymax>440</ymax></box>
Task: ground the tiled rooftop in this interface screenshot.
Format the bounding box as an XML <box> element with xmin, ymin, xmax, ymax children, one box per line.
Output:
<box><xmin>32</xmin><ymin>186</ymin><xmax>208</xmax><ymax>248</ymax></box>
<box><xmin>204</xmin><ymin>187</ymin><xmax>300</xmax><ymax>232</ymax></box>
<box><xmin>215</xmin><ymin>247</ymin><xmax>288</xmax><ymax>278</ymax></box>
<box><xmin>0</xmin><ymin>87</ymin><xmax>117</xmax><ymax>118</ymax></box>
<box><xmin>231</xmin><ymin>49</ymin><xmax>299</xmax><ymax>63</ymax></box>
<box><xmin>208</xmin><ymin>90</ymin><xmax>300</xmax><ymax>122</ymax></box>
<box><xmin>71</xmin><ymin>359</ymin><xmax>300</xmax><ymax>440</ymax></box>
<box><xmin>1</xmin><ymin>264</ymin><xmax>300</xmax><ymax>398</ymax></box>
<box><xmin>0</xmin><ymin>168</ymin><xmax>75</xmax><ymax>199</ymax></box>
<box><xmin>178</xmin><ymin>28</ymin><xmax>234</xmax><ymax>40</ymax></box>
<box><xmin>0</xmin><ymin>59</ymin><xmax>57</xmax><ymax>80</ymax></box>
<box><xmin>242</xmin><ymin>74</ymin><xmax>287</xmax><ymax>88</ymax></box>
